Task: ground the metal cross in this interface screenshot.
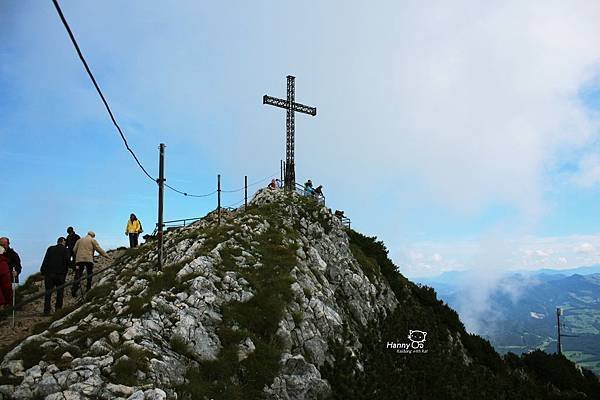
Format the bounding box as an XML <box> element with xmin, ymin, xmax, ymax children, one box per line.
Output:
<box><xmin>263</xmin><ymin>75</ymin><xmax>317</xmax><ymax>191</ymax></box>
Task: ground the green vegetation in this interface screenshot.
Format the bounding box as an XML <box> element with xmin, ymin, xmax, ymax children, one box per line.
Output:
<box><xmin>127</xmin><ymin>260</ymin><xmax>189</xmax><ymax>317</ymax></box>
<box><xmin>15</xmin><ymin>273</ymin><xmax>44</xmax><ymax>303</ymax></box>
<box><xmin>69</xmin><ymin>323</ymin><xmax>121</xmax><ymax>345</ymax></box>
<box><xmin>0</xmin><ymin>375</ymin><xmax>23</xmax><ymax>386</ymax></box>
<box><xmin>85</xmin><ymin>283</ymin><xmax>114</xmax><ymax>301</ymax></box>
<box><xmin>111</xmin><ymin>344</ymin><xmax>154</xmax><ymax>386</ymax></box>
<box><xmin>170</xmin><ymin>335</ymin><xmax>195</xmax><ymax>359</ymax></box>
<box><xmin>178</xmin><ymin>200</ymin><xmax>297</xmax><ymax>400</ymax></box>
<box><xmin>13</xmin><ymin>339</ymin><xmax>81</xmax><ymax>370</ymax></box>
<box><xmin>322</xmin><ymin>230</ymin><xmax>600</xmax><ymax>400</ymax></box>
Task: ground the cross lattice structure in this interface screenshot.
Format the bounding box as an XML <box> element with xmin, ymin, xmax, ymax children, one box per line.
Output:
<box><xmin>263</xmin><ymin>75</ymin><xmax>317</xmax><ymax>191</ymax></box>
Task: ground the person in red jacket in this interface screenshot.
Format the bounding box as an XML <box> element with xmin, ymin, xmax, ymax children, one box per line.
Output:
<box><xmin>0</xmin><ymin>246</ymin><xmax>12</xmax><ymax>306</ymax></box>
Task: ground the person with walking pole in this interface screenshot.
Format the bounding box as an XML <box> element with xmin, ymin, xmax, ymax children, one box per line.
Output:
<box><xmin>0</xmin><ymin>246</ymin><xmax>12</xmax><ymax>308</ymax></box>
<box><xmin>11</xmin><ymin>274</ymin><xmax>16</xmax><ymax>327</ymax></box>
<box><xmin>0</xmin><ymin>237</ymin><xmax>21</xmax><ymax>284</ymax></box>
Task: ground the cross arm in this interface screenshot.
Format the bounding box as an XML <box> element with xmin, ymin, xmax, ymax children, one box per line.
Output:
<box><xmin>263</xmin><ymin>95</ymin><xmax>317</xmax><ymax>116</ymax></box>
<box><xmin>263</xmin><ymin>95</ymin><xmax>288</xmax><ymax>109</ymax></box>
<box><xmin>291</xmin><ymin>101</ymin><xmax>317</xmax><ymax>116</ymax></box>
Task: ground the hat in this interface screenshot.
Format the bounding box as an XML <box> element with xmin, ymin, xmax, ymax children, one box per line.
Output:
<box><xmin>88</xmin><ymin>231</ymin><xmax>96</xmax><ymax>237</ymax></box>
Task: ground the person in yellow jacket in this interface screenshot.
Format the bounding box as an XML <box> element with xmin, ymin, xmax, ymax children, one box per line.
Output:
<box><xmin>125</xmin><ymin>213</ymin><xmax>143</xmax><ymax>248</ymax></box>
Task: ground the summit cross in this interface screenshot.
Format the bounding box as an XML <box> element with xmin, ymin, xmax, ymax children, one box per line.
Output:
<box><xmin>263</xmin><ymin>75</ymin><xmax>317</xmax><ymax>191</ymax></box>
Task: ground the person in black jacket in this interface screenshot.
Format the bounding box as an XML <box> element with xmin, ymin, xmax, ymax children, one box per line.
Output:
<box><xmin>65</xmin><ymin>227</ymin><xmax>80</xmax><ymax>267</ymax></box>
<box><xmin>40</xmin><ymin>237</ymin><xmax>70</xmax><ymax>315</ymax></box>
<box><xmin>0</xmin><ymin>237</ymin><xmax>21</xmax><ymax>283</ymax></box>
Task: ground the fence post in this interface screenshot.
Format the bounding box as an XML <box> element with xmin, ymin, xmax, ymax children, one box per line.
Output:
<box><xmin>157</xmin><ymin>143</ymin><xmax>165</xmax><ymax>270</ymax></box>
<box><xmin>217</xmin><ymin>174</ymin><xmax>221</xmax><ymax>225</ymax></box>
<box><xmin>245</xmin><ymin>175</ymin><xmax>248</xmax><ymax>209</ymax></box>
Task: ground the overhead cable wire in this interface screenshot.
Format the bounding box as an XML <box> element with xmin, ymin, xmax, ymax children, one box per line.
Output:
<box><xmin>51</xmin><ymin>0</ymin><xmax>236</xmax><ymax>199</ymax></box>
<box><xmin>165</xmin><ymin>184</ymin><xmax>217</xmax><ymax>198</ymax></box>
<box><xmin>224</xmin><ymin>198</ymin><xmax>245</xmax><ymax>208</ymax></box>
<box><xmin>51</xmin><ymin>0</ymin><xmax>155</xmax><ymax>183</ymax></box>
<box><xmin>221</xmin><ymin>173</ymin><xmax>279</xmax><ymax>193</ymax></box>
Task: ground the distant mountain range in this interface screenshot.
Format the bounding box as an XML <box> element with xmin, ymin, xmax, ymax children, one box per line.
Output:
<box><xmin>416</xmin><ymin>266</ymin><xmax>600</xmax><ymax>373</ymax></box>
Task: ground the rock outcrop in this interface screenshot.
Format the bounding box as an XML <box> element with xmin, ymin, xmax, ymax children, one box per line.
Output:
<box><xmin>0</xmin><ymin>189</ymin><xmax>397</xmax><ymax>399</ymax></box>
<box><xmin>2</xmin><ymin>188</ymin><xmax>599</xmax><ymax>400</ymax></box>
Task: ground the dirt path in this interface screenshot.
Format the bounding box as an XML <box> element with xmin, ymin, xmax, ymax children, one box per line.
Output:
<box><xmin>0</xmin><ymin>250</ymin><xmax>124</xmax><ymax>349</ymax></box>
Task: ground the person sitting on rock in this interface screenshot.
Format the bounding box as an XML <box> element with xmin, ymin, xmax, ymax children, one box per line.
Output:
<box><xmin>268</xmin><ymin>179</ymin><xmax>277</xmax><ymax>189</ymax></box>
<box><xmin>314</xmin><ymin>185</ymin><xmax>324</xmax><ymax>198</ymax></box>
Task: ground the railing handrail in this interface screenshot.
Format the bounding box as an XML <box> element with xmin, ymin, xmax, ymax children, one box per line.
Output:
<box><xmin>294</xmin><ymin>181</ymin><xmax>326</xmax><ymax>204</ymax></box>
<box><xmin>1</xmin><ymin>257</ymin><xmax>117</xmax><ymax>315</ymax></box>
<box><xmin>162</xmin><ymin>217</ymin><xmax>202</xmax><ymax>226</ymax></box>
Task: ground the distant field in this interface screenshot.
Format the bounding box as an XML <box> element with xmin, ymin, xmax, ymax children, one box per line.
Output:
<box><xmin>423</xmin><ymin>272</ymin><xmax>600</xmax><ymax>375</ymax></box>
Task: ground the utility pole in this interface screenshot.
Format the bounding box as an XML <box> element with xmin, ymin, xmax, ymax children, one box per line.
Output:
<box><xmin>557</xmin><ymin>307</ymin><xmax>562</xmax><ymax>354</ymax></box>
<box><xmin>217</xmin><ymin>174</ymin><xmax>221</xmax><ymax>225</ymax></box>
<box><xmin>244</xmin><ymin>175</ymin><xmax>248</xmax><ymax>209</ymax></box>
<box><xmin>157</xmin><ymin>143</ymin><xmax>165</xmax><ymax>270</ymax></box>
<box><xmin>280</xmin><ymin>160</ymin><xmax>283</xmax><ymax>183</ymax></box>
<box><xmin>556</xmin><ymin>307</ymin><xmax>578</xmax><ymax>355</ymax></box>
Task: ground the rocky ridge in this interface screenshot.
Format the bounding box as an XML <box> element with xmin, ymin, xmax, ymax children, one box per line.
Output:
<box><xmin>0</xmin><ymin>188</ymin><xmax>398</xmax><ymax>399</ymax></box>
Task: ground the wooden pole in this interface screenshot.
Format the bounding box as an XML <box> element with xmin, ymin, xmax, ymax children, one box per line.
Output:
<box><xmin>217</xmin><ymin>174</ymin><xmax>221</xmax><ymax>225</ymax></box>
<box><xmin>244</xmin><ymin>175</ymin><xmax>248</xmax><ymax>209</ymax></box>
<box><xmin>157</xmin><ymin>143</ymin><xmax>165</xmax><ymax>270</ymax></box>
<box><xmin>557</xmin><ymin>308</ymin><xmax>562</xmax><ymax>355</ymax></box>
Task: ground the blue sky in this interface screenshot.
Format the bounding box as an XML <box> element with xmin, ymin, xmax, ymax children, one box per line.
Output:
<box><xmin>2</xmin><ymin>1</ymin><xmax>600</xmax><ymax>280</ymax></box>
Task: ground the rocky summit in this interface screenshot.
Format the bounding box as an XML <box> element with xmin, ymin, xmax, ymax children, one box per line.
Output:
<box><xmin>1</xmin><ymin>188</ymin><xmax>599</xmax><ymax>400</ymax></box>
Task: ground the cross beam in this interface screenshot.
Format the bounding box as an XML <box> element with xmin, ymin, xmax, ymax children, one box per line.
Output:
<box><xmin>263</xmin><ymin>75</ymin><xmax>317</xmax><ymax>191</ymax></box>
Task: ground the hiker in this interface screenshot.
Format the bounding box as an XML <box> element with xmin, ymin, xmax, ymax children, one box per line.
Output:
<box><xmin>304</xmin><ymin>180</ymin><xmax>314</xmax><ymax>196</ymax></box>
<box><xmin>276</xmin><ymin>178</ymin><xmax>283</xmax><ymax>188</ymax></box>
<box><xmin>72</xmin><ymin>231</ymin><xmax>109</xmax><ymax>296</ymax></box>
<box><xmin>125</xmin><ymin>213</ymin><xmax>143</xmax><ymax>248</ymax></box>
<box><xmin>314</xmin><ymin>185</ymin><xmax>324</xmax><ymax>198</ymax></box>
<box><xmin>40</xmin><ymin>237</ymin><xmax>70</xmax><ymax>315</ymax></box>
<box><xmin>0</xmin><ymin>237</ymin><xmax>21</xmax><ymax>283</ymax></box>
<box><xmin>65</xmin><ymin>227</ymin><xmax>80</xmax><ymax>266</ymax></box>
<box><xmin>0</xmin><ymin>246</ymin><xmax>12</xmax><ymax>306</ymax></box>
<box><xmin>268</xmin><ymin>179</ymin><xmax>277</xmax><ymax>189</ymax></box>
<box><xmin>334</xmin><ymin>210</ymin><xmax>345</xmax><ymax>219</ymax></box>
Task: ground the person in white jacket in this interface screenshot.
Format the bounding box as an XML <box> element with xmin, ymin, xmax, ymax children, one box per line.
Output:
<box><xmin>71</xmin><ymin>231</ymin><xmax>109</xmax><ymax>296</ymax></box>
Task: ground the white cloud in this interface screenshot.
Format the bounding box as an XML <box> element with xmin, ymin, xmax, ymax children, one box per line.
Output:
<box><xmin>399</xmin><ymin>234</ymin><xmax>600</xmax><ymax>278</ymax></box>
<box><xmin>575</xmin><ymin>242</ymin><xmax>595</xmax><ymax>254</ymax></box>
<box><xmin>572</xmin><ymin>154</ymin><xmax>600</xmax><ymax>187</ymax></box>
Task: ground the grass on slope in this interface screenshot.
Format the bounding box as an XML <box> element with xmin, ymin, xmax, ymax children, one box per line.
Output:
<box><xmin>178</xmin><ymin>200</ymin><xmax>298</xmax><ymax>400</ymax></box>
<box><xmin>322</xmin><ymin>230</ymin><xmax>600</xmax><ymax>400</ymax></box>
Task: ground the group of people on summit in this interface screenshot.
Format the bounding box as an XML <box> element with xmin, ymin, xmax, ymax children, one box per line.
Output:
<box><xmin>0</xmin><ymin>213</ymin><xmax>144</xmax><ymax>316</ymax></box>
<box><xmin>303</xmin><ymin>179</ymin><xmax>323</xmax><ymax>198</ymax></box>
<box><xmin>266</xmin><ymin>178</ymin><xmax>325</xmax><ymax>200</ymax></box>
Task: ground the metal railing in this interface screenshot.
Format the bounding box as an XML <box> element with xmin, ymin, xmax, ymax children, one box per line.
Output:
<box><xmin>151</xmin><ymin>217</ymin><xmax>203</xmax><ymax>236</ymax></box>
<box><xmin>294</xmin><ymin>182</ymin><xmax>325</xmax><ymax>205</ymax></box>
<box><xmin>339</xmin><ymin>216</ymin><xmax>351</xmax><ymax>228</ymax></box>
<box><xmin>1</xmin><ymin>257</ymin><xmax>118</xmax><ymax>318</ymax></box>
